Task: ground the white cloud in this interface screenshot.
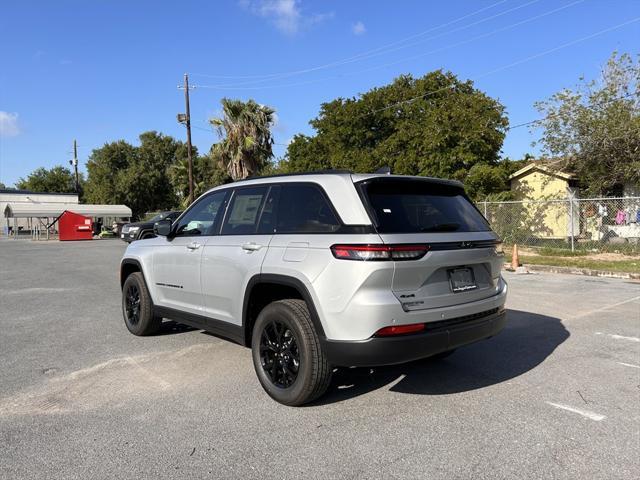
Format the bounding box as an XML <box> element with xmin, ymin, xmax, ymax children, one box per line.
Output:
<box><xmin>241</xmin><ymin>0</ymin><xmax>332</xmax><ymax>35</ymax></box>
<box><xmin>0</xmin><ymin>111</ymin><xmax>20</xmax><ymax>137</ymax></box>
<box><xmin>352</xmin><ymin>21</ymin><xmax>366</xmax><ymax>36</ymax></box>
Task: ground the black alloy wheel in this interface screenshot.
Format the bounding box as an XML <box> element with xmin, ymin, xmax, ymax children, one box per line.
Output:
<box><xmin>260</xmin><ymin>320</ymin><xmax>300</xmax><ymax>388</ymax></box>
<box><xmin>251</xmin><ymin>299</ymin><xmax>332</xmax><ymax>406</ymax></box>
<box><xmin>125</xmin><ymin>283</ymin><xmax>141</xmax><ymax>326</ymax></box>
<box><xmin>121</xmin><ymin>272</ymin><xmax>161</xmax><ymax>336</ymax></box>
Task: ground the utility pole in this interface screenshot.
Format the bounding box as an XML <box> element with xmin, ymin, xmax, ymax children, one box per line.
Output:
<box><xmin>178</xmin><ymin>73</ymin><xmax>195</xmax><ymax>205</ymax></box>
<box><xmin>70</xmin><ymin>139</ymin><xmax>79</xmax><ymax>193</ymax></box>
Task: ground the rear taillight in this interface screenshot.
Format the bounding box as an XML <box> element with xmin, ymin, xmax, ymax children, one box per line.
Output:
<box><xmin>375</xmin><ymin>323</ymin><xmax>426</xmax><ymax>336</ymax></box>
<box><xmin>330</xmin><ymin>244</ymin><xmax>428</xmax><ymax>261</ymax></box>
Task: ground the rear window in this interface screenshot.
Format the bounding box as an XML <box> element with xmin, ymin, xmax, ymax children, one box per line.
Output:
<box><xmin>359</xmin><ymin>179</ymin><xmax>490</xmax><ymax>233</ymax></box>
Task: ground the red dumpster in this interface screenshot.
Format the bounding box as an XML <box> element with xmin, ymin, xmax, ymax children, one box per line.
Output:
<box><xmin>58</xmin><ymin>210</ymin><xmax>93</xmax><ymax>241</ymax></box>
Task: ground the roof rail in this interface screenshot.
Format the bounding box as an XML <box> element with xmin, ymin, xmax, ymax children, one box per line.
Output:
<box><xmin>238</xmin><ymin>169</ymin><xmax>354</xmax><ymax>182</ymax></box>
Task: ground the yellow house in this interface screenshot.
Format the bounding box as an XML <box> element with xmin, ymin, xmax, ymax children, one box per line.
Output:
<box><xmin>509</xmin><ymin>163</ymin><xmax>579</xmax><ymax>239</ymax></box>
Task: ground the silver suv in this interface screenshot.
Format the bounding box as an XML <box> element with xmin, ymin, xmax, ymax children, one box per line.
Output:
<box><xmin>120</xmin><ymin>172</ymin><xmax>507</xmax><ymax>405</ymax></box>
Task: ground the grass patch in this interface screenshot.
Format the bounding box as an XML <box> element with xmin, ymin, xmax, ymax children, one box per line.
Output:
<box><xmin>500</xmin><ymin>238</ymin><xmax>640</xmax><ymax>255</ymax></box>
<box><xmin>535</xmin><ymin>247</ymin><xmax>589</xmax><ymax>257</ymax></box>
<box><xmin>520</xmin><ymin>255</ymin><xmax>640</xmax><ymax>274</ymax></box>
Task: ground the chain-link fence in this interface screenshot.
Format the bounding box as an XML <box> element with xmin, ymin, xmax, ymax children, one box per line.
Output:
<box><xmin>478</xmin><ymin>197</ymin><xmax>640</xmax><ymax>255</ymax></box>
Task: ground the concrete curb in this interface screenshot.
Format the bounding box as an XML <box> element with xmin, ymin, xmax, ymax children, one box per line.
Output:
<box><xmin>513</xmin><ymin>263</ymin><xmax>640</xmax><ymax>280</ymax></box>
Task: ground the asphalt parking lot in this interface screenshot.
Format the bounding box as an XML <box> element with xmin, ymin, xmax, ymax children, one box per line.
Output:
<box><xmin>1</xmin><ymin>239</ymin><xmax>638</xmax><ymax>479</ymax></box>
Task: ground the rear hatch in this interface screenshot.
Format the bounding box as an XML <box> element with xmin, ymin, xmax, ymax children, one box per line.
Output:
<box><xmin>355</xmin><ymin>176</ymin><xmax>503</xmax><ymax>311</ymax></box>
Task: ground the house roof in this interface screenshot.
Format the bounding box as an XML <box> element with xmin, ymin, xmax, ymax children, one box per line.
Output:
<box><xmin>0</xmin><ymin>189</ymin><xmax>78</xmax><ymax>196</ymax></box>
<box><xmin>508</xmin><ymin>162</ymin><xmax>575</xmax><ymax>182</ymax></box>
<box><xmin>4</xmin><ymin>203</ymin><xmax>132</xmax><ymax>218</ymax></box>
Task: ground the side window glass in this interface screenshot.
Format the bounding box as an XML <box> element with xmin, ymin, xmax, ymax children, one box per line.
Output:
<box><xmin>276</xmin><ymin>184</ymin><xmax>340</xmax><ymax>233</ymax></box>
<box><xmin>173</xmin><ymin>191</ymin><xmax>227</xmax><ymax>237</ymax></box>
<box><xmin>221</xmin><ymin>186</ymin><xmax>268</xmax><ymax>235</ymax></box>
<box><xmin>257</xmin><ymin>186</ymin><xmax>280</xmax><ymax>234</ymax></box>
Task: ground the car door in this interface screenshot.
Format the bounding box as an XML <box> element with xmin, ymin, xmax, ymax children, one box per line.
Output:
<box><xmin>201</xmin><ymin>185</ymin><xmax>275</xmax><ymax>324</ymax></box>
<box><xmin>152</xmin><ymin>190</ymin><xmax>229</xmax><ymax>316</ymax></box>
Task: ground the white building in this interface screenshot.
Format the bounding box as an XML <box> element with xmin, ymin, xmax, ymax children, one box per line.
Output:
<box><xmin>0</xmin><ymin>189</ymin><xmax>79</xmax><ymax>234</ymax></box>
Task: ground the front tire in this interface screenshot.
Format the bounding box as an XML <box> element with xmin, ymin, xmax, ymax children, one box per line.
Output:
<box><xmin>122</xmin><ymin>272</ymin><xmax>161</xmax><ymax>336</ymax></box>
<box><xmin>251</xmin><ymin>299</ymin><xmax>332</xmax><ymax>406</ymax></box>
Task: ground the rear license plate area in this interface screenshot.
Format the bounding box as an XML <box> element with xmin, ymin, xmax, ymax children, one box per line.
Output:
<box><xmin>448</xmin><ymin>267</ymin><xmax>477</xmax><ymax>293</ymax></box>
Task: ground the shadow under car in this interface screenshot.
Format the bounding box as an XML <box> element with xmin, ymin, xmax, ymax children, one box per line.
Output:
<box><xmin>313</xmin><ymin>309</ymin><xmax>569</xmax><ymax>405</ymax></box>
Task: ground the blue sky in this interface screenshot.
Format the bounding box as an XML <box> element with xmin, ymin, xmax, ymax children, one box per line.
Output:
<box><xmin>1</xmin><ymin>0</ymin><xmax>638</xmax><ymax>187</ymax></box>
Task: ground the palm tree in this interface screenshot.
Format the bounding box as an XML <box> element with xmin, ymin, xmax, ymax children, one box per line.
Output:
<box><xmin>209</xmin><ymin>98</ymin><xmax>275</xmax><ymax>180</ymax></box>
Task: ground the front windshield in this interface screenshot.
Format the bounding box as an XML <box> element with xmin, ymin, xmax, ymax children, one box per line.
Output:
<box><xmin>145</xmin><ymin>213</ymin><xmax>164</xmax><ymax>222</ymax></box>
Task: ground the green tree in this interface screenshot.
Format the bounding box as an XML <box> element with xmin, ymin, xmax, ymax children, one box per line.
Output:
<box><xmin>534</xmin><ymin>52</ymin><xmax>639</xmax><ymax>195</ymax></box>
<box><xmin>465</xmin><ymin>157</ymin><xmax>530</xmax><ymax>200</ymax></box>
<box><xmin>210</xmin><ymin>98</ymin><xmax>275</xmax><ymax>180</ymax></box>
<box><xmin>0</xmin><ymin>182</ymin><xmax>6</xmax><ymax>189</ymax></box>
<box><xmin>465</xmin><ymin>163</ymin><xmax>510</xmax><ymax>200</ymax></box>
<box><xmin>16</xmin><ymin>165</ymin><xmax>81</xmax><ymax>193</ymax></box>
<box><xmin>118</xmin><ymin>132</ymin><xmax>182</xmax><ymax>218</ymax></box>
<box><xmin>283</xmin><ymin>71</ymin><xmax>508</xmax><ymax>181</ymax></box>
<box><xmin>84</xmin><ymin>140</ymin><xmax>136</xmax><ymax>204</ymax></box>
<box><xmin>85</xmin><ymin>131</ymin><xmax>185</xmax><ymax>219</ymax></box>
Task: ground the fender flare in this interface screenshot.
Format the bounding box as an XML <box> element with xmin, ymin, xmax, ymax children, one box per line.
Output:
<box><xmin>242</xmin><ymin>273</ymin><xmax>326</xmax><ymax>343</ymax></box>
<box><xmin>120</xmin><ymin>258</ymin><xmax>146</xmax><ymax>288</ymax></box>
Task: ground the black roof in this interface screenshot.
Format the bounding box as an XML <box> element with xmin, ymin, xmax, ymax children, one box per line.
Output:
<box><xmin>0</xmin><ymin>189</ymin><xmax>78</xmax><ymax>196</ymax></box>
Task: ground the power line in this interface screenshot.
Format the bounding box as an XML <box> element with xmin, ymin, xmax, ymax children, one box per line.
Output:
<box><xmin>506</xmin><ymin>90</ymin><xmax>639</xmax><ymax>131</ymax></box>
<box><xmin>189</xmin><ymin>0</ymin><xmax>512</xmax><ymax>82</ymax></box>
<box><xmin>188</xmin><ymin>123</ymin><xmax>216</xmax><ymax>134</ymax></box>
<box><xmin>184</xmin><ymin>13</ymin><xmax>640</xmax><ymax>152</ymax></box>
<box><xmin>194</xmin><ymin>0</ymin><xmax>584</xmax><ymax>91</ymax></box>
<box><xmin>353</xmin><ymin>16</ymin><xmax>640</xmax><ymax>119</ymax></box>
<box><xmin>195</xmin><ymin>0</ymin><xmax>546</xmax><ymax>88</ymax></box>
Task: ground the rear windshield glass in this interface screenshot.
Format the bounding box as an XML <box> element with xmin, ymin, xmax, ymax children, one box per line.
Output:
<box><xmin>359</xmin><ymin>180</ymin><xmax>490</xmax><ymax>233</ymax></box>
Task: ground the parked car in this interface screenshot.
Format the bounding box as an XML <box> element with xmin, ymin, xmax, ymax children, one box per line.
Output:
<box><xmin>120</xmin><ymin>172</ymin><xmax>507</xmax><ymax>405</ymax></box>
<box><xmin>120</xmin><ymin>211</ymin><xmax>182</xmax><ymax>242</ymax></box>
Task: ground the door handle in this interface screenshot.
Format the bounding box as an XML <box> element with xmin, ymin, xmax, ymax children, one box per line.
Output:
<box><xmin>186</xmin><ymin>242</ymin><xmax>201</xmax><ymax>250</ymax></box>
<box><xmin>241</xmin><ymin>242</ymin><xmax>263</xmax><ymax>252</ymax></box>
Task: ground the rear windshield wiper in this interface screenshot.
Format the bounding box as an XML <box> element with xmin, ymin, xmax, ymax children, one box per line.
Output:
<box><xmin>420</xmin><ymin>223</ymin><xmax>460</xmax><ymax>232</ymax></box>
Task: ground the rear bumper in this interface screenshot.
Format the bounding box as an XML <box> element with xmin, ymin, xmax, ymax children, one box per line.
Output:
<box><xmin>323</xmin><ymin>308</ymin><xmax>506</xmax><ymax>367</ymax></box>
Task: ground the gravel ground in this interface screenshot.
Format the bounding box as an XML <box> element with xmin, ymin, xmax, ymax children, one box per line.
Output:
<box><xmin>1</xmin><ymin>239</ymin><xmax>638</xmax><ymax>479</ymax></box>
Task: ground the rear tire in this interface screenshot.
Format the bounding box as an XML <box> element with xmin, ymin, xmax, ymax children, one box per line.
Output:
<box><xmin>122</xmin><ymin>272</ymin><xmax>161</xmax><ymax>336</ymax></box>
<box><xmin>251</xmin><ymin>299</ymin><xmax>332</xmax><ymax>406</ymax></box>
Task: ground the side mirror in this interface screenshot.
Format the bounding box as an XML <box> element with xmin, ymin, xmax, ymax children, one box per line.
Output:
<box><xmin>154</xmin><ymin>219</ymin><xmax>172</xmax><ymax>237</ymax></box>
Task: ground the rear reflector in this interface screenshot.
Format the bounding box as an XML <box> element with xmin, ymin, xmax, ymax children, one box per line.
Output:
<box><xmin>375</xmin><ymin>323</ymin><xmax>426</xmax><ymax>337</ymax></box>
<box><xmin>330</xmin><ymin>244</ymin><xmax>428</xmax><ymax>261</ymax></box>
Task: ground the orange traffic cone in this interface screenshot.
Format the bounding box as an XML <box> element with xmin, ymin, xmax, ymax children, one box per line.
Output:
<box><xmin>511</xmin><ymin>244</ymin><xmax>520</xmax><ymax>270</ymax></box>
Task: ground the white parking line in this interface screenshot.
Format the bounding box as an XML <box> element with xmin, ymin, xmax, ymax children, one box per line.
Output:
<box><xmin>546</xmin><ymin>402</ymin><xmax>606</xmax><ymax>421</ymax></box>
<box><xmin>617</xmin><ymin>362</ymin><xmax>640</xmax><ymax>369</ymax></box>
<box><xmin>595</xmin><ymin>332</ymin><xmax>640</xmax><ymax>342</ymax></box>
<box><xmin>569</xmin><ymin>296</ymin><xmax>640</xmax><ymax>320</ymax></box>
